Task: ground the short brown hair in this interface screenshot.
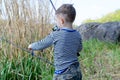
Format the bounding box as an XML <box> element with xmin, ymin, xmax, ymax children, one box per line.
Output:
<box><xmin>55</xmin><ymin>4</ymin><xmax>76</xmax><ymax>23</ymax></box>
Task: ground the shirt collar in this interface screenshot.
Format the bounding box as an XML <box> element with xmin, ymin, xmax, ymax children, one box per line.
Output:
<box><xmin>60</xmin><ymin>27</ymin><xmax>76</xmax><ymax>32</ymax></box>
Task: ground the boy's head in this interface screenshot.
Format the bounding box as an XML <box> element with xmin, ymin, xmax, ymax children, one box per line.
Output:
<box><xmin>55</xmin><ymin>4</ymin><xmax>76</xmax><ymax>27</ymax></box>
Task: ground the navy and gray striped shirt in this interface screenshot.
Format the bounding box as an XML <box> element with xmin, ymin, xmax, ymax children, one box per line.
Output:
<box><xmin>29</xmin><ymin>27</ymin><xmax>82</xmax><ymax>70</ymax></box>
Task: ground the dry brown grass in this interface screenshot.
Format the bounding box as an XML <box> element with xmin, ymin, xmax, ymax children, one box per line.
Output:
<box><xmin>0</xmin><ymin>0</ymin><xmax>53</xmax><ymax>59</ymax></box>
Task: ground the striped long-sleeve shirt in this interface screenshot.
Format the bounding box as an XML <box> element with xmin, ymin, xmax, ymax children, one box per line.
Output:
<box><xmin>29</xmin><ymin>27</ymin><xmax>82</xmax><ymax>70</ymax></box>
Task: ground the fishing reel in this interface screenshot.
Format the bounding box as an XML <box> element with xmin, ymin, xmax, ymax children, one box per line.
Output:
<box><xmin>52</xmin><ymin>25</ymin><xmax>60</xmax><ymax>31</ymax></box>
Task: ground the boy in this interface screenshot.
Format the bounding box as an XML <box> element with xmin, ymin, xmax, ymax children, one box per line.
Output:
<box><xmin>28</xmin><ymin>4</ymin><xmax>82</xmax><ymax>80</ymax></box>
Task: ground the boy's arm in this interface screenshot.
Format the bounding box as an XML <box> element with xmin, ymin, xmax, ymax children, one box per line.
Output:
<box><xmin>28</xmin><ymin>33</ymin><xmax>54</xmax><ymax>50</ymax></box>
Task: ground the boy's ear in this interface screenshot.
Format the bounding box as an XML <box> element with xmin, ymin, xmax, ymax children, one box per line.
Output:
<box><xmin>61</xmin><ymin>18</ymin><xmax>64</xmax><ymax>24</ymax></box>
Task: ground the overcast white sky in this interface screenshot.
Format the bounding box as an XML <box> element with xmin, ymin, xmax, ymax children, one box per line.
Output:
<box><xmin>1</xmin><ymin>0</ymin><xmax>120</xmax><ymax>25</ymax></box>
<box><xmin>52</xmin><ymin>0</ymin><xmax>120</xmax><ymax>25</ymax></box>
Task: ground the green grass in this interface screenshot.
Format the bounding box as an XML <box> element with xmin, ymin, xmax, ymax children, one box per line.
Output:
<box><xmin>84</xmin><ymin>9</ymin><xmax>120</xmax><ymax>23</ymax></box>
<box><xmin>80</xmin><ymin>39</ymin><xmax>120</xmax><ymax>80</ymax></box>
<box><xmin>0</xmin><ymin>39</ymin><xmax>120</xmax><ymax>80</ymax></box>
<box><xmin>0</xmin><ymin>51</ymin><xmax>54</xmax><ymax>80</ymax></box>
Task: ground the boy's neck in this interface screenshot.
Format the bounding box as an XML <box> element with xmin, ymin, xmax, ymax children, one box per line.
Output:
<box><xmin>61</xmin><ymin>22</ymin><xmax>73</xmax><ymax>29</ymax></box>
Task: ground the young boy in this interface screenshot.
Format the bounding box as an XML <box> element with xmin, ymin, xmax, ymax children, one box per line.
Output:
<box><xmin>28</xmin><ymin>4</ymin><xmax>82</xmax><ymax>80</ymax></box>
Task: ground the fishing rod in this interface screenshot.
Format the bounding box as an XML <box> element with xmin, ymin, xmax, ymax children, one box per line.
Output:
<box><xmin>0</xmin><ymin>37</ymin><xmax>54</xmax><ymax>66</ymax></box>
<box><xmin>0</xmin><ymin>0</ymin><xmax>56</xmax><ymax>66</ymax></box>
<box><xmin>50</xmin><ymin>0</ymin><xmax>56</xmax><ymax>11</ymax></box>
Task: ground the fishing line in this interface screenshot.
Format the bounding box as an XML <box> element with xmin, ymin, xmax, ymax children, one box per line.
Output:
<box><xmin>0</xmin><ymin>38</ymin><xmax>2</xmax><ymax>50</ymax></box>
<box><xmin>0</xmin><ymin>20</ymin><xmax>53</xmax><ymax>66</ymax></box>
<box><xmin>0</xmin><ymin>36</ymin><xmax>54</xmax><ymax>66</ymax></box>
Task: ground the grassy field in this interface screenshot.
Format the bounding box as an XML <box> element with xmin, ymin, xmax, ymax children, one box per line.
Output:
<box><xmin>81</xmin><ymin>40</ymin><xmax>120</xmax><ymax>80</ymax></box>
<box><xmin>0</xmin><ymin>39</ymin><xmax>120</xmax><ymax>80</ymax></box>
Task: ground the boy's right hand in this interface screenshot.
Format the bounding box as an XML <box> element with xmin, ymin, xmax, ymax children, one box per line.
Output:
<box><xmin>28</xmin><ymin>44</ymin><xmax>35</xmax><ymax>56</ymax></box>
<box><xmin>28</xmin><ymin>44</ymin><xmax>32</xmax><ymax>50</ymax></box>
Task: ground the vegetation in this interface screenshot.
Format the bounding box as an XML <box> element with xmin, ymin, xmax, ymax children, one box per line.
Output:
<box><xmin>84</xmin><ymin>9</ymin><xmax>120</xmax><ymax>23</ymax></box>
<box><xmin>81</xmin><ymin>39</ymin><xmax>120</xmax><ymax>80</ymax></box>
<box><xmin>0</xmin><ymin>39</ymin><xmax>120</xmax><ymax>80</ymax></box>
<box><xmin>0</xmin><ymin>0</ymin><xmax>120</xmax><ymax>80</ymax></box>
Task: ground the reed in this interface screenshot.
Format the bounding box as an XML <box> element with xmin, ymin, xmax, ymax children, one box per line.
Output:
<box><xmin>0</xmin><ymin>0</ymin><xmax>53</xmax><ymax>58</ymax></box>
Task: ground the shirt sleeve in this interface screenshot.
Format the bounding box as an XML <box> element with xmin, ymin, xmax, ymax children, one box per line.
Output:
<box><xmin>29</xmin><ymin>33</ymin><xmax>54</xmax><ymax>50</ymax></box>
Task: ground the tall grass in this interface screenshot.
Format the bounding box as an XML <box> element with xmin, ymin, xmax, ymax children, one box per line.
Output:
<box><xmin>0</xmin><ymin>52</ymin><xmax>54</xmax><ymax>80</ymax></box>
<box><xmin>0</xmin><ymin>0</ymin><xmax>54</xmax><ymax>79</ymax></box>
<box><xmin>0</xmin><ymin>0</ymin><xmax>120</xmax><ymax>80</ymax></box>
<box><xmin>0</xmin><ymin>0</ymin><xmax>53</xmax><ymax>60</ymax></box>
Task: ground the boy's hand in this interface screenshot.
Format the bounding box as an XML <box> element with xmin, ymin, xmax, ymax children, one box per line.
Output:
<box><xmin>28</xmin><ymin>44</ymin><xmax>34</xmax><ymax>56</ymax></box>
<box><xmin>28</xmin><ymin>44</ymin><xmax>32</xmax><ymax>50</ymax></box>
